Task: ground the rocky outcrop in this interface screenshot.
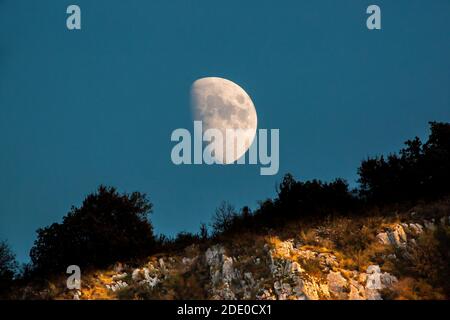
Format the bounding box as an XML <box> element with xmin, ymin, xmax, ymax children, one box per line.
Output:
<box><xmin>95</xmin><ymin>239</ymin><xmax>400</xmax><ymax>300</ymax></box>
<box><xmin>376</xmin><ymin>221</ymin><xmax>431</xmax><ymax>247</ymax></box>
<box><xmin>365</xmin><ymin>265</ymin><xmax>398</xmax><ymax>300</ymax></box>
<box><xmin>205</xmin><ymin>245</ymin><xmax>238</xmax><ymax>299</ymax></box>
<box><xmin>375</xmin><ymin>217</ymin><xmax>449</xmax><ymax>248</ymax></box>
<box><xmin>261</xmin><ymin>238</ymin><xmax>398</xmax><ymax>300</ymax></box>
<box><xmin>107</xmin><ymin>280</ymin><xmax>128</xmax><ymax>292</ymax></box>
<box><xmin>376</xmin><ymin>224</ymin><xmax>408</xmax><ymax>247</ymax></box>
<box><xmin>131</xmin><ymin>267</ymin><xmax>159</xmax><ymax>288</ymax></box>
<box><xmin>59</xmin><ymin>214</ymin><xmax>449</xmax><ymax>301</ymax></box>
<box><xmin>327</xmin><ymin>271</ymin><xmax>347</xmax><ymax>299</ymax></box>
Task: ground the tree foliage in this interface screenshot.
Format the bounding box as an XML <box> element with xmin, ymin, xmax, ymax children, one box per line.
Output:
<box><xmin>20</xmin><ymin>121</ymin><xmax>450</xmax><ymax>276</ymax></box>
<box><xmin>211</xmin><ymin>202</ymin><xmax>237</xmax><ymax>235</ymax></box>
<box><xmin>30</xmin><ymin>186</ymin><xmax>155</xmax><ymax>274</ymax></box>
<box><xmin>358</xmin><ymin>122</ymin><xmax>450</xmax><ymax>202</ymax></box>
<box><xmin>210</xmin><ymin>122</ymin><xmax>450</xmax><ymax>236</ymax></box>
<box><xmin>0</xmin><ymin>240</ymin><xmax>18</xmax><ymax>295</ymax></box>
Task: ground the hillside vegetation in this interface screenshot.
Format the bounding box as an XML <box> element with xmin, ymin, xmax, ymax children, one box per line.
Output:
<box><xmin>11</xmin><ymin>199</ymin><xmax>450</xmax><ymax>300</ymax></box>
<box><xmin>1</xmin><ymin>121</ymin><xmax>449</xmax><ymax>300</ymax></box>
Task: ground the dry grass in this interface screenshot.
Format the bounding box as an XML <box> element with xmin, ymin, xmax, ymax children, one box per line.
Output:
<box><xmin>14</xmin><ymin>198</ymin><xmax>450</xmax><ymax>300</ymax></box>
<box><xmin>384</xmin><ymin>278</ymin><xmax>445</xmax><ymax>300</ymax></box>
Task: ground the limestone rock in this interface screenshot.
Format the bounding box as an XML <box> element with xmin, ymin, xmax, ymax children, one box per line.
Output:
<box><xmin>348</xmin><ymin>280</ymin><xmax>365</xmax><ymax>300</ymax></box>
<box><xmin>205</xmin><ymin>245</ymin><xmax>239</xmax><ymax>299</ymax></box>
<box><xmin>367</xmin><ymin>265</ymin><xmax>381</xmax><ymax>274</ymax></box>
<box><xmin>290</xmin><ymin>261</ymin><xmax>304</xmax><ymax>274</ymax></box>
<box><xmin>376</xmin><ymin>224</ymin><xmax>407</xmax><ymax>247</ymax></box>
<box><xmin>365</xmin><ymin>265</ymin><xmax>397</xmax><ymax>294</ymax></box>
<box><xmin>380</xmin><ymin>272</ymin><xmax>398</xmax><ymax>287</ymax></box>
<box><xmin>408</xmin><ymin>223</ymin><xmax>424</xmax><ymax>235</ymax></box>
<box><xmin>365</xmin><ymin>288</ymin><xmax>382</xmax><ymax>300</ymax></box>
<box><xmin>132</xmin><ymin>269</ymin><xmax>142</xmax><ymax>281</ymax></box>
<box><xmin>112</xmin><ymin>273</ymin><xmax>127</xmax><ymax>281</ymax></box>
<box><xmin>376</xmin><ymin>232</ymin><xmax>390</xmax><ymax>245</ymax></box>
<box><xmin>327</xmin><ymin>271</ymin><xmax>348</xmax><ymax>298</ymax></box>
<box><xmin>205</xmin><ymin>245</ymin><xmax>225</xmax><ymax>266</ymax></box>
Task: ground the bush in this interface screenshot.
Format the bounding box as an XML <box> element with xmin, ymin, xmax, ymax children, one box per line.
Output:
<box><xmin>275</xmin><ymin>175</ymin><xmax>356</xmax><ymax>218</ymax></box>
<box><xmin>211</xmin><ymin>202</ymin><xmax>238</xmax><ymax>236</ymax></box>
<box><xmin>392</xmin><ymin>225</ymin><xmax>450</xmax><ymax>298</ymax></box>
<box><xmin>30</xmin><ymin>186</ymin><xmax>155</xmax><ymax>275</ymax></box>
<box><xmin>358</xmin><ymin>122</ymin><xmax>450</xmax><ymax>203</ymax></box>
<box><xmin>0</xmin><ymin>240</ymin><xmax>18</xmax><ymax>297</ymax></box>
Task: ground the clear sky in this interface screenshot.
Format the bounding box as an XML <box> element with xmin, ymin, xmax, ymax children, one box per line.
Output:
<box><xmin>1</xmin><ymin>0</ymin><xmax>449</xmax><ymax>262</ymax></box>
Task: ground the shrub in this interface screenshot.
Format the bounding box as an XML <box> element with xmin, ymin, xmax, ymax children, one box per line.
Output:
<box><xmin>358</xmin><ymin>122</ymin><xmax>450</xmax><ymax>203</ymax></box>
<box><xmin>30</xmin><ymin>186</ymin><xmax>155</xmax><ymax>275</ymax></box>
<box><xmin>393</xmin><ymin>225</ymin><xmax>450</xmax><ymax>298</ymax></box>
<box><xmin>211</xmin><ymin>202</ymin><xmax>238</xmax><ymax>236</ymax></box>
<box><xmin>0</xmin><ymin>240</ymin><xmax>18</xmax><ymax>297</ymax></box>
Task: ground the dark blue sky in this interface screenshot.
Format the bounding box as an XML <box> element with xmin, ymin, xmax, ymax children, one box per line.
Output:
<box><xmin>1</xmin><ymin>0</ymin><xmax>449</xmax><ymax>262</ymax></box>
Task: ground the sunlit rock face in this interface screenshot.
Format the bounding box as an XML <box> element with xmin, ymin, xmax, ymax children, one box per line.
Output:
<box><xmin>19</xmin><ymin>213</ymin><xmax>449</xmax><ymax>300</ymax></box>
<box><xmin>77</xmin><ymin>240</ymin><xmax>400</xmax><ymax>301</ymax></box>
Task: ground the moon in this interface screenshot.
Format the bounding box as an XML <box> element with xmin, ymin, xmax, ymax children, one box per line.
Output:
<box><xmin>191</xmin><ymin>77</ymin><xmax>258</xmax><ymax>164</ymax></box>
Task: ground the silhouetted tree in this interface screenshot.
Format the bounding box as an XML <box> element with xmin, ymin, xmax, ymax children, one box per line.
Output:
<box><xmin>199</xmin><ymin>223</ymin><xmax>209</xmax><ymax>240</ymax></box>
<box><xmin>275</xmin><ymin>174</ymin><xmax>355</xmax><ymax>218</ymax></box>
<box><xmin>241</xmin><ymin>206</ymin><xmax>252</xmax><ymax>220</ymax></box>
<box><xmin>202</xmin><ymin>122</ymin><xmax>449</xmax><ymax>238</ymax></box>
<box><xmin>421</xmin><ymin>122</ymin><xmax>450</xmax><ymax>195</ymax></box>
<box><xmin>174</xmin><ymin>232</ymin><xmax>200</xmax><ymax>247</ymax></box>
<box><xmin>23</xmin><ymin>121</ymin><xmax>450</xmax><ymax>276</ymax></box>
<box><xmin>0</xmin><ymin>240</ymin><xmax>18</xmax><ymax>297</ymax></box>
<box><xmin>211</xmin><ymin>202</ymin><xmax>237</xmax><ymax>235</ymax></box>
<box><xmin>358</xmin><ymin>122</ymin><xmax>450</xmax><ymax>203</ymax></box>
<box><xmin>210</xmin><ymin>174</ymin><xmax>357</xmax><ymax>235</ymax></box>
<box><xmin>154</xmin><ymin>229</ymin><xmax>206</xmax><ymax>252</ymax></box>
<box><xmin>30</xmin><ymin>186</ymin><xmax>155</xmax><ymax>275</ymax></box>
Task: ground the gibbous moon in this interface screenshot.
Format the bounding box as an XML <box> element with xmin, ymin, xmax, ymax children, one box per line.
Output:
<box><xmin>191</xmin><ymin>77</ymin><xmax>258</xmax><ymax>164</ymax></box>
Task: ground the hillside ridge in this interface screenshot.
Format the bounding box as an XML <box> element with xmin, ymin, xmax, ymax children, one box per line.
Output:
<box><xmin>18</xmin><ymin>200</ymin><xmax>450</xmax><ymax>300</ymax></box>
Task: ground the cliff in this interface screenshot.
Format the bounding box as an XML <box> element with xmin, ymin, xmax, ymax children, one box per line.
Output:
<box><xmin>18</xmin><ymin>200</ymin><xmax>450</xmax><ymax>300</ymax></box>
